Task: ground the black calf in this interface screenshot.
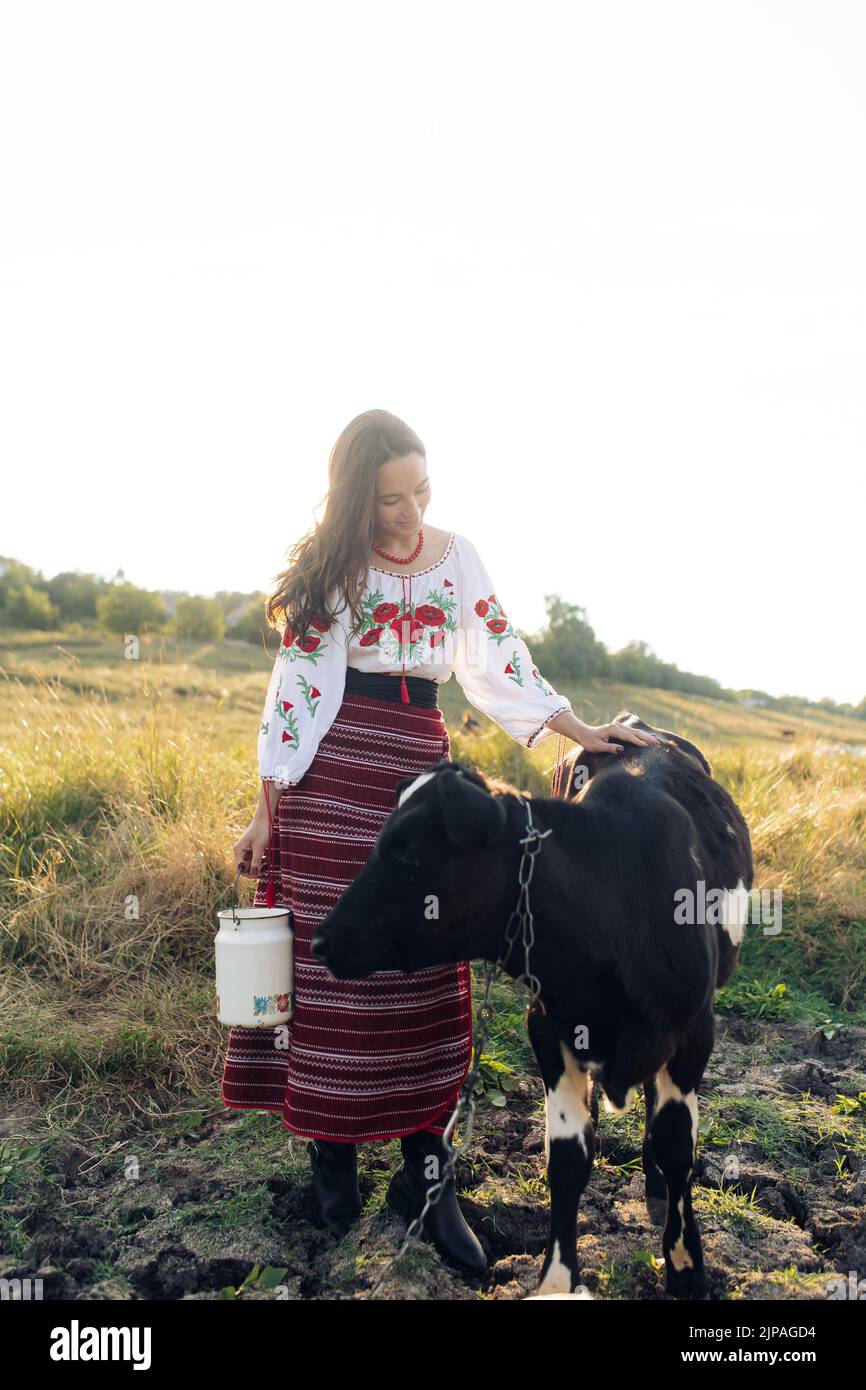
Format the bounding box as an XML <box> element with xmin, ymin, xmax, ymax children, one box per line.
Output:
<box><xmin>311</xmin><ymin>711</ymin><xmax>753</xmax><ymax>1298</ymax></box>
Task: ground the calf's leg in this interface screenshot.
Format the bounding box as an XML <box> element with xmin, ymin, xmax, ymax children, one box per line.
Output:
<box><xmin>647</xmin><ymin>1008</ymin><xmax>713</xmax><ymax>1299</ymax></box>
<box><xmin>526</xmin><ymin>1001</ymin><xmax>595</xmax><ymax>1296</ymax></box>
<box><xmin>642</xmin><ymin>1077</ymin><xmax>668</xmax><ymax>1226</ymax></box>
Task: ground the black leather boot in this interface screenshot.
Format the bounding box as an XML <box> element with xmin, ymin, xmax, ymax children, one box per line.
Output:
<box><xmin>386</xmin><ymin>1128</ymin><xmax>487</xmax><ymax>1273</ymax></box>
<box><xmin>308</xmin><ymin>1138</ymin><xmax>362</xmax><ymax>1233</ymax></box>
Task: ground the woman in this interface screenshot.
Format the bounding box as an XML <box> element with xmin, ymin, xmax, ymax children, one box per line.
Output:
<box><xmin>221</xmin><ymin>409</ymin><xmax>661</xmax><ymax>1273</ymax></box>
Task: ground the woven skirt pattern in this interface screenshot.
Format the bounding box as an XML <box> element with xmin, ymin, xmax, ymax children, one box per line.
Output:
<box><xmin>220</xmin><ymin>690</ymin><xmax>473</xmax><ymax>1143</ymax></box>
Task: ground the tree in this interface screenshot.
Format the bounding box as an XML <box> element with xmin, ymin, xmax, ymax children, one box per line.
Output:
<box><xmin>1</xmin><ymin>583</ymin><xmax>59</xmax><ymax>629</ymax></box>
<box><xmin>96</xmin><ymin>584</ymin><xmax>167</xmax><ymax>635</ymax></box>
<box><xmin>609</xmin><ymin>641</ymin><xmax>731</xmax><ymax>699</ymax></box>
<box><xmin>173</xmin><ymin>595</ymin><xmax>226</xmax><ymax>641</ymax></box>
<box><xmin>610</xmin><ymin>639</ymin><xmax>667</xmax><ymax>686</ymax></box>
<box><xmin>0</xmin><ymin>558</ymin><xmax>45</xmax><ymax>605</ymax></box>
<box><xmin>45</xmin><ymin>571</ymin><xmax>107</xmax><ymax>622</ymax></box>
<box><xmin>525</xmin><ymin>595</ymin><xmax>610</xmax><ymax>682</ymax></box>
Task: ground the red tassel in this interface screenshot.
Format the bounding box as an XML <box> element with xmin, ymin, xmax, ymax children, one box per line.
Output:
<box><xmin>262</xmin><ymin>777</ymin><xmax>277</xmax><ymax>907</ymax></box>
<box><xmin>400</xmin><ymin>671</ymin><xmax>409</xmax><ymax>704</ymax></box>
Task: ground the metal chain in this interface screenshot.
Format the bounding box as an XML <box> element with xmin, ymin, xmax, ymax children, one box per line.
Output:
<box><xmin>364</xmin><ymin>794</ymin><xmax>551</xmax><ymax>1300</ymax></box>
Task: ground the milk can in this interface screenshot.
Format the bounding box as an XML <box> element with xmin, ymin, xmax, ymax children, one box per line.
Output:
<box><xmin>214</xmin><ymin>868</ymin><xmax>295</xmax><ymax>1027</ymax></box>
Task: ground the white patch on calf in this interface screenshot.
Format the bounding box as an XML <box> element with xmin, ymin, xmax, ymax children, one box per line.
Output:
<box><xmin>719</xmin><ymin>877</ymin><xmax>750</xmax><ymax>945</ymax></box>
<box><xmin>545</xmin><ymin>1043</ymin><xmax>593</xmax><ymax>1163</ymax></box>
<box><xmin>536</xmin><ymin>1239</ymin><xmax>576</xmax><ymax>1296</ymax></box>
<box><xmin>396</xmin><ymin>770</ymin><xmax>436</xmax><ymax>808</ymax></box>
<box><xmin>653</xmin><ymin>1065</ymin><xmax>698</xmax><ymax>1154</ymax></box>
<box><xmin>670</xmin><ymin>1197</ymin><xmax>694</xmax><ymax>1270</ymax></box>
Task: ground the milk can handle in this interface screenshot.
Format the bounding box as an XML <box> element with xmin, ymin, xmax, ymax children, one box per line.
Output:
<box><xmin>224</xmin><ymin>782</ymin><xmax>281</xmax><ymax>926</ymax></box>
<box><xmin>229</xmin><ymin>866</ymin><xmax>244</xmax><ymax>927</ymax></box>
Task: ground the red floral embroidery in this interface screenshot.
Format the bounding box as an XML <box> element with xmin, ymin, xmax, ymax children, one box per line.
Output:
<box><xmin>531</xmin><ymin>664</ymin><xmax>553</xmax><ymax>693</ymax></box>
<box><xmin>298</xmin><ymin>673</ymin><xmax>322</xmax><ymax>716</ymax></box>
<box><xmin>389</xmin><ymin>610</ymin><xmax>424</xmax><ymax>644</ymax></box>
<box><xmin>505</xmin><ymin>650</ymin><xmax>524</xmax><ymax>686</ymax></box>
<box><xmin>415</xmin><ymin>602</ymin><xmax>445</xmax><ymax>626</ymax></box>
<box><xmin>356</xmin><ymin>581</ymin><xmax>457</xmax><ymax>659</ymax></box>
<box><xmin>373</xmin><ymin>601</ymin><xmax>400</xmax><ymax>622</ymax></box>
<box><xmin>475</xmin><ymin>592</ymin><xmax>517</xmax><ymax>645</ymax></box>
<box><xmin>282</xmin><ymin>615</ymin><xmax>329</xmax><ymax>657</ymax></box>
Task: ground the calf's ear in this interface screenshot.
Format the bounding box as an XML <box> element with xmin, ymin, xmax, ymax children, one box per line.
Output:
<box><xmin>436</xmin><ymin>769</ymin><xmax>506</xmax><ymax>847</ymax></box>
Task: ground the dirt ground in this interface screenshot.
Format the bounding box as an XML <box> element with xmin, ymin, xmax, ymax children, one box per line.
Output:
<box><xmin>2</xmin><ymin>1014</ymin><xmax>865</xmax><ymax>1302</ymax></box>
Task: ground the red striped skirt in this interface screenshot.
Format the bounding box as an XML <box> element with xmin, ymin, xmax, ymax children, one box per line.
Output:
<box><xmin>220</xmin><ymin>690</ymin><xmax>473</xmax><ymax>1143</ymax></box>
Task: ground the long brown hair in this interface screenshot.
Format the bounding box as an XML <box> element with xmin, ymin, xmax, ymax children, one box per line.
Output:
<box><xmin>266</xmin><ymin>409</ymin><xmax>426</xmax><ymax>642</ymax></box>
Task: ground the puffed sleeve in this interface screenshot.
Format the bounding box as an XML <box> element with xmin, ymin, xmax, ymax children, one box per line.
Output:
<box><xmin>452</xmin><ymin>536</ymin><xmax>573</xmax><ymax>748</ymax></box>
<box><xmin>257</xmin><ymin>592</ymin><xmax>349</xmax><ymax>787</ymax></box>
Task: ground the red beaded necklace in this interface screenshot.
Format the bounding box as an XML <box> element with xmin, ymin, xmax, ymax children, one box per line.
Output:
<box><xmin>370</xmin><ymin>528</ymin><xmax>424</xmax><ymax>704</ymax></box>
<box><xmin>371</xmin><ymin>527</ymin><xmax>424</xmax><ymax>564</ymax></box>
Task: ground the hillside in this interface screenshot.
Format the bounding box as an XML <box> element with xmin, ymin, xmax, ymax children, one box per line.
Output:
<box><xmin>1</xmin><ymin>628</ymin><xmax>863</xmax><ymax>761</ymax></box>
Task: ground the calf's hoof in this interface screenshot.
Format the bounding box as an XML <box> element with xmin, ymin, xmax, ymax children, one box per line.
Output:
<box><xmin>536</xmin><ymin>1239</ymin><xmax>586</xmax><ymax>1297</ymax></box>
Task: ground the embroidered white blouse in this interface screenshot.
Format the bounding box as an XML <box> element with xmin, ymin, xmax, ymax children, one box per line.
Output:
<box><xmin>258</xmin><ymin>530</ymin><xmax>573</xmax><ymax>786</ymax></box>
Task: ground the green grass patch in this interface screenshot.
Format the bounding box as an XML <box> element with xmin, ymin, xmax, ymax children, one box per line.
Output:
<box><xmin>700</xmin><ymin>1091</ymin><xmax>866</xmax><ymax>1173</ymax></box>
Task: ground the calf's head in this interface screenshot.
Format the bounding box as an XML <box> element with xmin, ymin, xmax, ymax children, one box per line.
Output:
<box><xmin>310</xmin><ymin>761</ymin><xmax>515</xmax><ymax>978</ymax></box>
<box><xmin>562</xmin><ymin>707</ymin><xmax>712</xmax><ymax>798</ymax></box>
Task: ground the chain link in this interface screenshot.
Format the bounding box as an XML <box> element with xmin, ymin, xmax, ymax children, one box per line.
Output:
<box><xmin>364</xmin><ymin>794</ymin><xmax>551</xmax><ymax>1300</ymax></box>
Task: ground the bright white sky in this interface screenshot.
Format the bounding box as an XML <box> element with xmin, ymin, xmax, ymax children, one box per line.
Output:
<box><xmin>1</xmin><ymin>2</ymin><xmax>863</xmax><ymax>703</ymax></box>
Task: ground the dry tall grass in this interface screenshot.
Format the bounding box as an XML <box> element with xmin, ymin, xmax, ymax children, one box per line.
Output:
<box><xmin>1</xmin><ymin>668</ymin><xmax>864</xmax><ymax>1122</ymax></box>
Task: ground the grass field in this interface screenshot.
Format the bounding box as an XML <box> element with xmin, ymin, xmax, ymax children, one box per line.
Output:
<box><xmin>1</xmin><ymin>628</ymin><xmax>864</xmax><ymax>1301</ymax></box>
